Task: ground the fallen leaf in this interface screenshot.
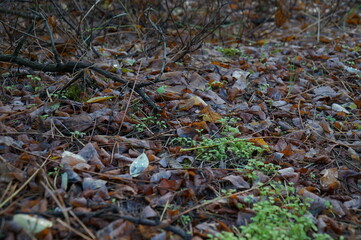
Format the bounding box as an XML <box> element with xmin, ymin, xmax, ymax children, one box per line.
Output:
<box><xmin>130</xmin><ymin>153</ymin><xmax>149</xmax><ymax>177</ymax></box>
<box><xmin>13</xmin><ymin>214</ymin><xmax>53</xmax><ymax>234</ymax></box>
<box><xmin>320</xmin><ymin>168</ymin><xmax>340</xmax><ymax>191</ymax></box>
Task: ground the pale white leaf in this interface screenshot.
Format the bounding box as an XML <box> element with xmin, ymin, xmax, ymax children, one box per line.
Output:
<box><xmin>13</xmin><ymin>214</ymin><xmax>53</xmax><ymax>234</ymax></box>
<box><xmin>130</xmin><ymin>153</ymin><xmax>149</xmax><ymax>177</ymax></box>
<box><xmin>332</xmin><ymin>103</ymin><xmax>350</xmax><ymax>114</ymax></box>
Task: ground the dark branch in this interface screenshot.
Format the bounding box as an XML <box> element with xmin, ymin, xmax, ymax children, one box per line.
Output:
<box><xmin>18</xmin><ymin>209</ymin><xmax>192</xmax><ymax>240</ymax></box>
<box><xmin>0</xmin><ymin>54</ymin><xmax>162</xmax><ymax>111</ymax></box>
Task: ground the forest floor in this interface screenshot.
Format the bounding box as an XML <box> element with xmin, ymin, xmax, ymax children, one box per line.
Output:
<box><xmin>0</xmin><ymin>1</ymin><xmax>360</xmax><ymax>240</ymax></box>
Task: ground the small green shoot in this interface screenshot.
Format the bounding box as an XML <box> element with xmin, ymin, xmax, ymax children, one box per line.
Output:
<box><xmin>132</xmin><ymin>114</ymin><xmax>167</xmax><ymax>132</ymax></box>
<box><xmin>26</xmin><ymin>74</ymin><xmax>41</xmax><ymax>81</ymax></box>
<box><xmin>217</xmin><ymin>47</ymin><xmax>241</xmax><ymax>57</ymax></box>
<box><xmin>70</xmin><ymin>130</ymin><xmax>86</xmax><ymax>138</ymax></box>
<box><xmin>156</xmin><ymin>85</ymin><xmax>167</xmax><ymax>94</ymax></box>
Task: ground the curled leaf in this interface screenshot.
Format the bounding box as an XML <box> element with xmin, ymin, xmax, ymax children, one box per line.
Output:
<box><xmin>13</xmin><ymin>214</ymin><xmax>53</xmax><ymax>234</ymax></box>
<box><xmin>130</xmin><ymin>153</ymin><xmax>149</xmax><ymax>177</ymax></box>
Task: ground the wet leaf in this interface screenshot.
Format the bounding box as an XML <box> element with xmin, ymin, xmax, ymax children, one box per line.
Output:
<box><xmin>130</xmin><ymin>153</ymin><xmax>149</xmax><ymax>177</ymax></box>
<box><xmin>13</xmin><ymin>214</ymin><xmax>52</xmax><ymax>234</ymax></box>
<box><xmin>86</xmin><ymin>96</ymin><xmax>115</xmax><ymax>103</ymax></box>
<box><xmin>223</xmin><ymin>175</ymin><xmax>250</xmax><ymax>189</ymax></box>
<box><xmin>320</xmin><ymin>168</ymin><xmax>340</xmax><ymax>191</ymax></box>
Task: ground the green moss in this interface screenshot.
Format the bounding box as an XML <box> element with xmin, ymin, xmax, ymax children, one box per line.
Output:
<box><xmin>65</xmin><ymin>84</ymin><xmax>83</xmax><ymax>101</ymax></box>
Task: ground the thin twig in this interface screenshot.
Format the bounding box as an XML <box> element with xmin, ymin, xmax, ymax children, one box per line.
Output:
<box><xmin>28</xmin><ymin>9</ymin><xmax>61</xmax><ymax>63</ymax></box>
<box><xmin>13</xmin><ymin>23</ymin><xmax>34</xmax><ymax>57</ymax></box>
<box><xmin>147</xmin><ymin>9</ymin><xmax>167</xmax><ymax>81</ymax></box>
<box><xmin>0</xmin><ymin>156</ymin><xmax>50</xmax><ymax>209</ymax></box>
<box><xmin>57</xmin><ymin>219</ymin><xmax>94</xmax><ymax>240</ymax></box>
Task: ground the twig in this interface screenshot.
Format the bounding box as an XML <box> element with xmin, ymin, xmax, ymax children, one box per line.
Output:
<box><xmin>0</xmin><ymin>20</ymin><xmax>49</xmax><ymax>44</ymax></box>
<box><xmin>81</xmin><ymin>0</ymin><xmax>101</xmax><ymax>24</ymax></box>
<box><xmin>0</xmin><ymin>8</ymin><xmax>40</xmax><ymax>20</ymax></box>
<box><xmin>60</xmin><ymin>70</ymin><xmax>85</xmax><ymax>93</ymax></box>
<box><xmin>171</xmin><ymin>6</ymin><xmax>229</xmax><ymax>63</ymax></box>
<box><xmin>316</xmin><ymin>6</ymin><xmax>320</xmax><ymax>42</ymax></box>
<box><xmin>37</xmin><ymin>10</ymin><xmax>61</xmax><ymax>63</ymax></box>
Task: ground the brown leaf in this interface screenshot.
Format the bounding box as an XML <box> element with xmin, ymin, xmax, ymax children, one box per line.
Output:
<box><xmin>211</xmin><ymin>61</ymin><xmax>230</xmax><ymax>69</ymax></box>
<box><xmin>317</xmin><ymin>215</ymin><xmax>343</xmax><ymax>234</ymax></box>
<box><xmin>280</xmin><ymin>144</ymin><xmax>294</xmax><ymax>157</ymax></box>
<box><xmin>158</xmin><ymin>178</ymin><xmax>182</xmax><ymax>195</ymax></box>
<box><xmin>274</xmin><ymin>9</ymin><xmax>288</xmax><ymax>27</ymax></box>
<box><xmin>320</xmin><ymin>168</ymin><xmax>340</xmax><ymax>191</ymax></box>
<box><xmin>201</xmin><ymin>106</ymin><xmax>222</xmax><ymax>122</ymax></box>
<box><xmin>97</xmin><ymin>220</ymin><xmax>135</xmax><ymax>240</ymax></box>
<box><xmin>138</xmin><ymin>224</ymin><xmax>159</xmax><ymax>239</ymax></box>
<box><xmin>275</xmin><ymin>0</ymin><xmax>291</xmax><ymax>27</ymax></box>
<box><xmin>63</xmin><ymin>112</ymin><xmax>93</xmax><ymax>132</ymax></box>
<box><xmin>223</xmin><ymin>175</ymin><xmax>250</xmax><ymax>189</ymax></box>
<box><xmin>150</xmin><ymin>192</ymin><xmax>175</xmax><ymax>207</ymax></box>
<box><xmin>178</xmin><ymin>95</ymin><xmax>207</xmax><ymax>110</ymax></box>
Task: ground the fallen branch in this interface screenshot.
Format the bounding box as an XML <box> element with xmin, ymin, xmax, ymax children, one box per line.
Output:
<box><xmin>0</xmin><ymin>54</ymin><xmax>162</xmax><ymax>111</ymax></box>
<box><xmin>20</xmin><ymin>207</ymin><xmax>192</xmax><ymax>240</ymax></box>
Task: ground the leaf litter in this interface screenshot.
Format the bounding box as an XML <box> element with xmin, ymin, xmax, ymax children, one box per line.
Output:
<box><xmin>0</xmin><ymin>1</ymin><xmax>360</xmax><ymax>239</ymax></box>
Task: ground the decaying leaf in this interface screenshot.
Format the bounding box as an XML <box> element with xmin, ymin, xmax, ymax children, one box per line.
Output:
<box><xmin>13</xmin><ymin>214</ymin><xmax>53</xmax><ymax>234</ymax></box>
<box><xmin>320</xmin><ymin>168</ymin><xmax>340</xmax><ymax>191</ymax></box>
<box><xmin>130</xmin><ymin>153</ymin><xmax>149</xmax><ymax>177</ymax></box>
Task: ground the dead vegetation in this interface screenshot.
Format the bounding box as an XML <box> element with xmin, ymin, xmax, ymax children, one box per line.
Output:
<box><xmin>0</xmin><ymin>0</ymin><xmax>360</xmax><ymax>239</ymax></box>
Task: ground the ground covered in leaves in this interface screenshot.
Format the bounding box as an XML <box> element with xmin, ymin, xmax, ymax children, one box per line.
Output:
<box><xmin>0</xmin><ymin>1</ymin><xmax>360</xmax><ymax>239</ymax></box>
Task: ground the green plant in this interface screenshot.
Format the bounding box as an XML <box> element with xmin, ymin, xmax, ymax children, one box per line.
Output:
<box><xmin>65</xmin><ymin>84</ymin><xmax>83</xmax><ymax>101</ymax></box>
<box><xmin>325</xmin><ymin>115</ymin><xmax>336</xmax><ymax>123</ymax></box>
<box><xmin>132</xmin><ymin>114</ymin><xmax>167</xmax><ymax>132</ymax></box>
<box><xmin>217</xmin><ymin>47</ymin><xmax>241</xmax><ymax>57</ymax></box>
<box><xmin>4</xmin><ymin>85</ymin><xmax>16</xmax><ymax>91</ymax></box>
<box><xmin>287</xmin><ymin>62</ymin><xmax>297</xmax><ymax>96</ymax></box>
<box><xmin>241</xmin><ymin>159</ymin><xmax>280</xmax><ymax>179</ymax></box>
<box><xmin>25</xmin><ymin>74</ymin><xmax>45</xmax><ymax>92</ymax></box>
<box><xmin>171</xmin><ymin>137</ymin><xmax>196</xmax><ymax>147</ymax></box>
<box><xmin>26</xmin><ymin>74</ymin><xmax>41</xmax><ymax>81</ymax></box>
<box><xmin>47</xmin><ymin>167</ymin><xmax>60</xmax><ymax>176</ymax></box>
<box><xmin>70</xmin><ymin>130</ymin><xmax>86</xmax><ymax>138</ymax></box>
<box><xmin>156</xmin><ymin>85</ymin><xmax>167</xmax><ymax>94</ymax></box>
<box><xmin>221</xmin><ymin>188</ymin><xmax>237</xmax><ymax>196</ymax></box>
<box><xmin>50</xmin><ymin>92</ymin><xmax>67</xmax><ymax>99</ymax></box>
<box><xmin>258</xmin><ymin>83</ymin><xmax>269</xmax><ymax>92</ymax></box>
<box><xmin>179</xmin><ymin>214</ymin><xmax>191</xmax><ymax>226</ymax></box>
<box><xmin>166</xmin><ymin>204</ymin><xmax>192</xmax><ymax>228</ymax></box>
<box><xmin>178</xmin><ymin>118</ymin><xmax>264</xmax><ymax>167</ymax></box>
<box><xmin>346</xmin><ymin>60</ymin><xmax>355</xmax><ymax>66</ymax></box>
<box><xmin>208</xmin><ymin>182</ymin><xmax>332</xmax><ymax>240</ymax></box>
<box><xmin>195</xmin><ymin>136</ymin><xmax>262</xmax><ymax>163</ymax></box>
